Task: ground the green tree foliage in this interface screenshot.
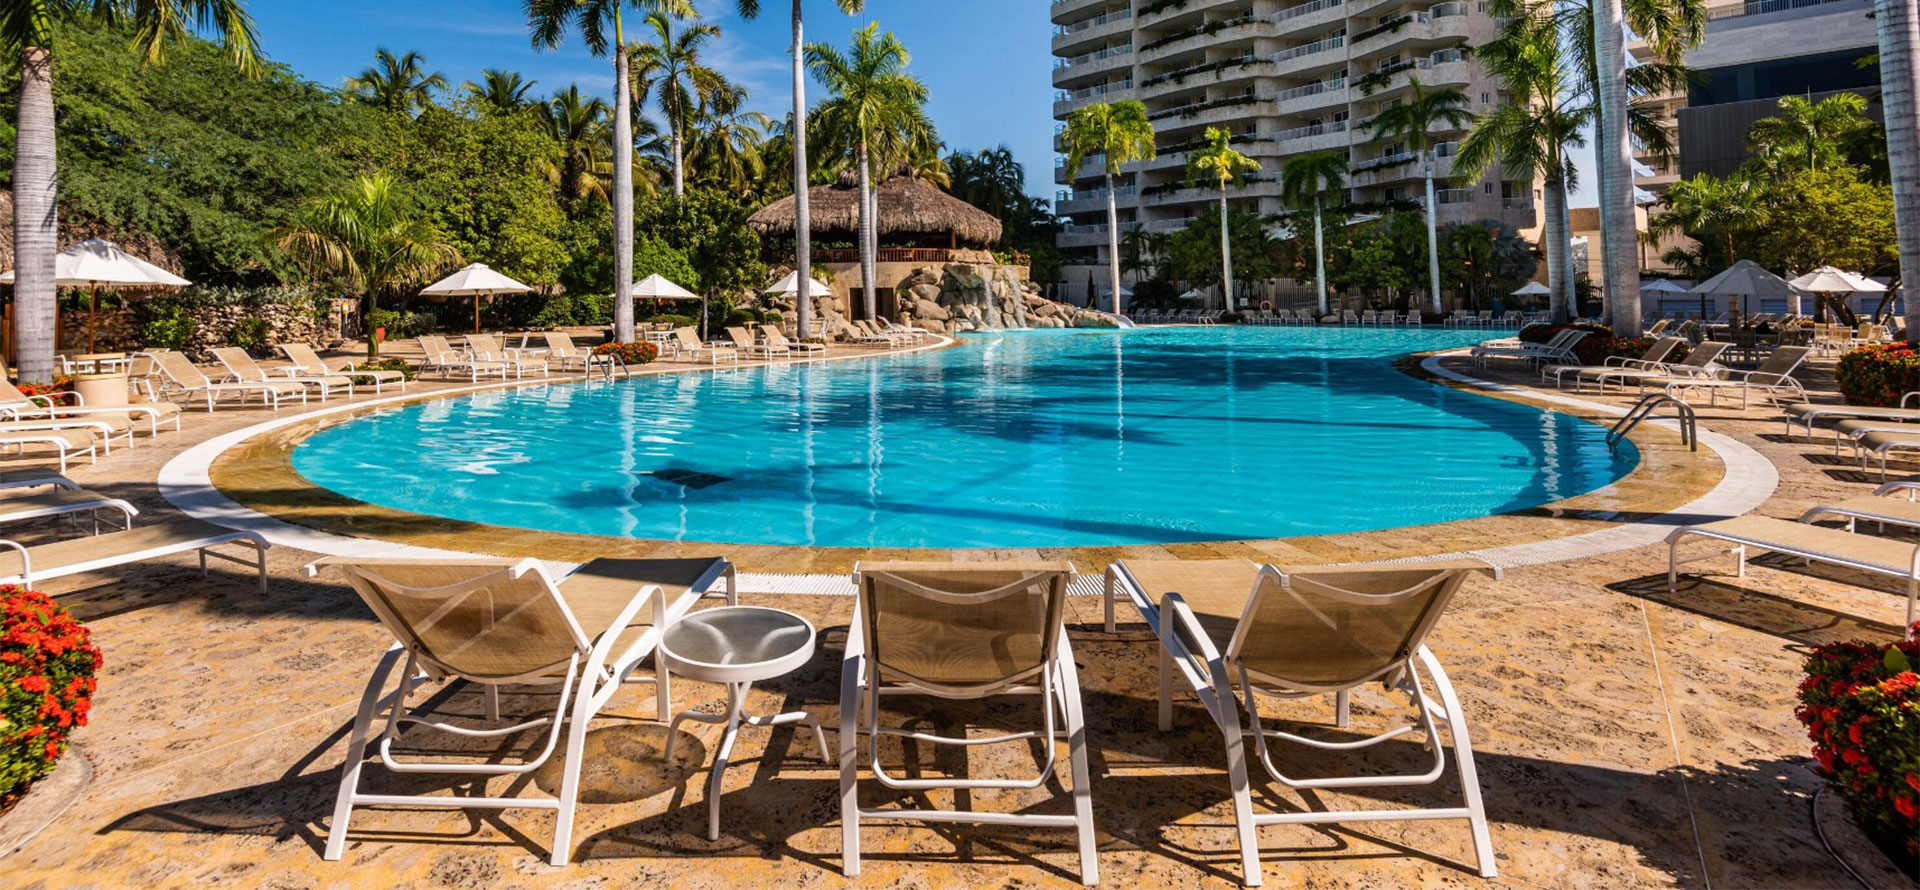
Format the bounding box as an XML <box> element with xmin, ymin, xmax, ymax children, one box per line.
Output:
<box><xmin>945</xmin><ymin>145</ymin><xmax>1062</xmax><ymax>275</ymax></box>
<box><xmin>345</xmin><ymin>49</ymin><xmax>447</xmax><ymax>115</ymax></box>
<box><xmin>1165</xmin><ymin>209</ymin><xmax>1277</xmax><ymax>288</ymax></box>
<box><xmin>635</xmin><ymin>188</ymin><xmax>763</xmax><ymax>296</ymax></box>
<box><xmin>0</xmin><ymin>18</ymin><xmax>372</xmax><ymax>283</ymax></box>
<box><xmin>1441</xmin><ymin>220</ymin><xmax>1538</xmax><ymax>309</ymax></box>
<box><xmin>1747</xmin><ymin>166</ymin><xmax>1898</xmax><ymax>276</ymax></box>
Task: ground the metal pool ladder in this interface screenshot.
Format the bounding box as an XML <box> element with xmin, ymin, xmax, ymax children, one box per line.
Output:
<box><xmin>1609</xmin><ymin>393</ymin><xmax>1697</xmax><ymax>452</ymax></box>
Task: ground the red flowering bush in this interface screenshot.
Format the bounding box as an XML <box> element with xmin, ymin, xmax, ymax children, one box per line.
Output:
<box><xmin>2</xmin><ymin>587</ymin><xmax>101</xmax><ymax>799</ymax></box>
<box><xmin>1836</xmin><ymin>343</ymin><xmax>1920</xmax><ymax>407</ymax></box>
<box><xmin>1796</xmin><ymin>627</ymin><xmax>1920</xmax><ymax>862</ymax></box>
<box><xmin>593</xmin><ymin>341</ymin><xmax>660</xmax><ymax>366</ymax></box>
<box><xmin>12</xmin><ymin>377</ymin><xmax>74</xmax><ymax>400</ymax></box>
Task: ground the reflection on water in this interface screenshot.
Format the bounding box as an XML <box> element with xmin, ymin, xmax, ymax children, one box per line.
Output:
<box><xmin>293</xmin><ymin>328</ymin><xmax>1638</xmax><ymax>547</ymax></box>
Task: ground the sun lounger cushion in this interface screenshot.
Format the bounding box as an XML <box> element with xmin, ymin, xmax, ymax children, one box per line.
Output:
<box><xmin>1675</xmin><ymin>515</ymin><xmax>1920</xmax><ymax>576</ymax></box>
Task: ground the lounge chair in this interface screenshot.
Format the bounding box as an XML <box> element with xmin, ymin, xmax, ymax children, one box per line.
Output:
<box><xmin>212</xmin><ymin>347</ymin><xmax>354</xmax><ymax>401</ymax></box>
<box><xmin>0</xmin><ymin>468</ymin><xmax>78</xmax><ymax>493</ymax></box>
<box><xmin>1845</xmin><ymin>428</ymin><xmax>1920</xmax><ymax>480</ymax></box>
<box><xmin>0</xmin><ymin>517</ymin><xmax>268</xmax><ymax>590</ymax></box>
<box><xmin>854</xmin><ymin>319</ymin><xmax>910</xmax><ymax>346</ymax></box>
<box><xmin>0</xmin><ymin>485</ymin><xmax>135</xmax><ymax>532</ymax></box>
<box><xmin>147</xmin><ymin>350</ymin><xmax>307</xmax><ymax>411</ymax></box>
<box><xmin>467</xmin><ymin>333</ymin><xmax>547</xmax><ymax>378</ymax></box>
<box><xmin>1469</xmin><ymin>328</ymin><xmax>1589</xmax><ymax>368</ymax></box>
<box><xmin>312</xmin><ymin>555</ymin><xmax>735</xmax><ymax>865</ymax></box>
<box><xmin>1662</xmin><ymin>346</ymin><xmax>1810</xmax><ymax>407</ymax></box>
<box><xmin>759</xmin><ymin>323</ymin><xmax>825</xmax><ymax>358</ymax></box>
<box><xmin>0</xmin><ymin>429</ymin><xmax>96</xmax><ymax>473</ymax></box>
<box><xmin>1341</xmin><ymin>309</ymin><xmax>1360</xmax><ymax>325</ymax></box>
<box><xmin>538</xmin><ymin>332</ymin><xmax>612</xmax><ymax>375</ymax></box>
<box><xmin>418</xmin><ymin>335</ymin><xmax>508</xmax><ymax>381</ymax></box>
<box><xmin>842</xmin><ymin>562</ymin><xmax>1097</xmax><ymax>884</ymax></box>
<box><xmin>0</xmin><ymin>378</ymin><xmax>182</xmax><ymax>437</ymax></box>
<box><xmin>724</xmin><ymin>325</ymin><xmax>784</xmax><ymax>361</ymax></box>
<box><xmin>1572</xmin><ymin>340</ymin><xmax>1730</xmax><ymax>393</ymax></box>
<box><xmin>0</xmin><ymin>415</ymin><xmax>132</xmax><ymax>455</ymax></box>
<box><xmin>1784</xmin><ymin>392</ymin><xmax>1920</xmax><ymax>440</ymax></box>
<box><xmin>279</xmin><ymin>343</ymin><xmax>408</xmax><ymax>393</ymax></box>
<box><xmin>1361</xmin><ymin>310</ymin><xmax>1379</xmax><ymax>325</ymax></box>
<box><xmin>671</xmin><ymin>326</ymin><xmax>738</xmax><ymax>364</ymax></box>
<box><xmin>838</xmin><ymin>320</ymin><xmax>894</xmax><ymax>348</ymax></box>
<box><xmin>1105</xmin><ymin>558</ymin><xmax>1499</xmax><ymax>886</ymax></box>
<box><xmin>1667</xmin><ymin>516</ymin><xmax>1919</xmax><ymax>629</ymax></box>
<box><xmin>1553</xmin><ymin>336</ymin><xmax>1687</xmax><ymax>389</ymax></box>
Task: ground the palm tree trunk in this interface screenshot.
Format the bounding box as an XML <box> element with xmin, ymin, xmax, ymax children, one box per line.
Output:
<box><xmin>1313</xmin><ymin>196</ymin><xmax>1328</xmax><ymax>317</ymax></box>
<box><xmin>1879</xmin><ymin>0</ymin><xmax>1920</xmax><ymax>344</ymax></box>
<box><xmin>1543</xmin><ymin>175</ymin><xmax>1571</xmax><ymax>324</ymax></box>
<box><xmin>671</xmin><ymin>106</ymin><xmax>686</xmax><ymax>197</ymax></box>
<box><xmin>612</xmin><ymin>20</ymin><xmax>636</xmax><ymax>343</ymax></box>
<box><xmin>1104</xmin><ymin>171</ymin><xmax>1122</xmax><ymax>316</ymax></box>
<box><xmin>12</xmin><ymin>47</ymin><xmax>58</xmax><ymax>384</ymax></box>
<box><xmin>790</xmin><ymin>0</ymin><xmax>815</xmax><ymax>340</ymax></box>
<box><xmin>1218</xmin><ymin>189</ymin><xmax>1234</xmax><ymax>312</ymax></box>
<box><xmin>1592</xmin><ymin>0</ymin><xmax>1642</xmax><ymax>336</ymax></box>
<box><xmin>1422</xmin><ymin>150</ymin><xmax>1443</xmax><ymax>315</ymax></box>
<box><xmin>857</xmin><ymin>141</ymin><xmax>877</xmax><ymax>321</ymax></box>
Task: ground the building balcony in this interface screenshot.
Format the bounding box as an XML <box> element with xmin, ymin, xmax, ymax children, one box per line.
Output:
<box><xmin>1150</xmin><ymin>98</ymin><xmax>1279</xmax><ymax>134</ymax></box>
<box><xmin>1138</xmin><ymin>13</ymin><xmax>1262</xmax><ymax>63</ymax></box>
<box><xmin>1270</xmin><ymin>120</ymin><xmax>1350</xmax><ymax>153</ymax></box>
<box><xmin>1050</xmin><ymin>0</ymin><xmax>1116</xmax><ymax>24</ymax></box>
<box><xmin>1054</xmin><ymin>186</ymin><xmax>1138</xmax><ymax>214</ymax></box>
<box><xmin>1139</xmin><ymin>0</ymin><xmax>1249</xmax><ymax>28</ymax></box>
<box><xmin>1275</xmin><ymin>77</ymin><xmax>1349</xmax><ymax>115</ymax></box>
<box><xmin>1266</xmin><ymin>0</ymin><xmax>1348</xmax><ymax>34</ymax></box>
<box><xmin>1053</xmin><ymin>44</ymin><xmax>1135</xmax><ymax>88</ymax></box>
<box><xmin>1138</xmin><ymin>53</ymin><xmax>1264</xmax><ymax>97</ymax></box>
<box><xmin>1271</xmin><ymin>33</ymin><xmax>1348</xmax><ymax>76</ymax></box>
<box><xmin>1056</xmin><ymin>223</ymin><xmax>1116</xmax><ymax>249</ymax></box>
<box><xmin>1053</xmin><ymin>80</ymin><xmax>1135</xmax><ymax>116</ymax></box>
<box><xmin>1052</xmin><ymin>7</ymin><xmax>1135</xmax><ymax>54</ymax></box>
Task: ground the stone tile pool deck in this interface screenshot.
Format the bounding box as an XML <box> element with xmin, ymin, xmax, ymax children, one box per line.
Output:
<box><xmin>1</xmin><ymin>340</ymin><xmax>1910</xmax><ymax>889</ymax></box>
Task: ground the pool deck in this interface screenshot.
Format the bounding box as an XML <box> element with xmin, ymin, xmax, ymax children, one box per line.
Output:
<box><xmin>1</xmin><ymin>333</ymin><xmax>1913</xmax><ymax>889</ymax></box>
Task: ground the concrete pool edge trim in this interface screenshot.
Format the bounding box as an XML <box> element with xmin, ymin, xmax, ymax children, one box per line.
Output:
<box><xmin>160</xmin><ymin>342</ymin><xmax>1777</xmax><ymax>591</ymax></box>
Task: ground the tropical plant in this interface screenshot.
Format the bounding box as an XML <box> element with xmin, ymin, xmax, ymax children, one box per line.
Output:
<box><xmin>688</xmin><ymin>83</ymin><xmax>771</xmax><ymax>198</ymax></box>
<box><xmin>462</xmin><ymin>68</ymin><xmax>536</xmax><ymax>115</ymax></box>
<box><xmin>808</xmin><ymin>21</ymin><xmax>928</xmax><ymax>321</ymax></box>
<box><xmin>3</xmin><ymin>0</ymin><xmax>261</xmax><ymax>383</ymax></box>
<box><xmin>1187</xmin><ymin>127</ymin><xmax>1260</xmax><ymax>312</ymax></box>
<box><xmin>0</xmin><ymin>587</ymin><xmax>102</xmax><ymax>799</ymax></box>
<box><xmin>1061</xmin><ymin>99</ymin><xmax>1157</xmax><ymax>316</ymax></box>
<box><xmin>527</xmin><ymin>0</ymin><xmax>695</xmax><ymax>344</ymax></box>
<box><xmin>345</xmin><ymin>48</ymin><xmax>446</xmax><ymax>115</ymax></box>
<box><xmin>1647</xmin><ymin>172</ymin><xmax>1764</xmax><ymax>276</ymax></box>
<box><xmin>273</xmin><ymin>174</ymin><xmax>462</xmax><ymax>358</ymax></box>
<box><xmin>1455</xmin><ymin>2</ymin><xmax>1589</xmax><ymax>322</ymax></box>
<box><xmin>730</xmin><ymin>0</ymin><xmax>868</xmax><ymax>340</ymax></box>
<box><xmin>1363</xmin><ymin>76</ymin><xmax>1472</xmax><ymax>313</ymax></box>
<box><xmin>1794</xmin><ymin>627</ymin><xmax>1920</xmax><ymax>861</ymax></box>
<box><xmin>1280</xmin><ymin>150</ymin><xmax>1349</xmax><ymax>316</ymax></box>
<box><xmin>1747</xmin><ymin>93</ymin><xmax>1875</xmax><ymax>176</ymax></box>
<box><xmin>537</xmin><ymin>85</ymin><xmax>614</xmax><ymax>206</ymax></box>
<box><xmin>629</xmin><ymin>10</ymin><xmax>721</xmax><ymax>197</ymax></box>
<box><xmin>1872</xmin><ymin>0</ymin><xmax>1920</xmax><ymax>344</ymax></box>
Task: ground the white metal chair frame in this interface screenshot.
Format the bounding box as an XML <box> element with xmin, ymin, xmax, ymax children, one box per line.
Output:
<box><xmin>839</xmin><ymin>565</ymin><xmax>1099</xmax><ymax>885</ymax></box>
<box><xmin>315</xmin><ymin>557</ymin><xmax>736</xmax><ymax>866</ymax></box>
<box><xmin>1107</xmin><ymin>561</ymin><xmax>1498</xmax><ymax>887</ymax></box>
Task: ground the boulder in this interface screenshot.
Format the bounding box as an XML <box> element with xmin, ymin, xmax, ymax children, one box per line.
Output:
<box><xmin>908</xmin><ymin>283</ymin><xmax>942</xmax><ymax>303</ymax></box>
<box><xmin>913</xmin><ymin>298</ymin><xmax>951</xmax><ymax>321</ymax></box>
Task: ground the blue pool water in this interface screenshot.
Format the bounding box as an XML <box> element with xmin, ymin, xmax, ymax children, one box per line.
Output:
<box><xmin>291</xmin><ymin>327</ymin><xmax>1637</xmax><ymax>548</ymax></box>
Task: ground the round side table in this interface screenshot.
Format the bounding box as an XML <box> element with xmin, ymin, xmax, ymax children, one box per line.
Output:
<box><xmin>659</xmin><ymin>606</ymin><xmax>829</xmax><ymax>840</ymax></box>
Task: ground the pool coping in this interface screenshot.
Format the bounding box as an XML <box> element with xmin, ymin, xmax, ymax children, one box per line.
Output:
<box><xmin>160</xmin><ymin>340</ymin><xmax>1777</xmax><ymax>591</ymax></box>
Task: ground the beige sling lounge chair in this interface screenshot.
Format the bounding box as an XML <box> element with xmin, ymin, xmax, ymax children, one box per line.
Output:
<box><xmin>671</xmin><ymin>326</ymin><xmax>737</xmax><ymax>365</ymax></box>
<box><xmin>539</xmin><ymin>332</ymin><xmax>613</xmax><ymax>375</ymax></box>
<box><xmin>279</xmin><ymin>343</ymin><xmax>408</xmax><ymax>393</ymax></box>
<box><xmin>212</xmin><ymin>347</ymin><xmax>354</xmax><ymax>401</ymax></box>
<box><xmin>419</xmin><ymin>335</ymin><xmax>510</xmax><ymax>381</ymax></box>
<box><xmin>0</xmin><ymin>428</ymin><xmax>97</xmax><ymax>473</ymax></box>
<box><xmin>1661</xmin><ymin>346</ymin><xmax>1809</xmax><ymax>407</ymax></box>
<box><xmin>0</xmin><ymin>485</ymin><xmax>135</xmax><ymax>532</ymax></box>
<box><xmin>1571</xmin><ymin>340</ymin><xmax>1729</xmax><ymax>393</ymax></box>
<box><xmin>0</xmin><ymin>517</ymin><xmax>268</xmax><ymax>590</ymax></box>
<box><xmin>0</xmin><ymin>468</ymin><xmax>77</xmax><ymax>493</ymax></box>
<box><xmin>1105</xmin><ymin>558</ymin><xmax>1499</xmax><ymax>887</ymax></box>
<box><xmin>467</xmin><ymin>333</ymin><xmax>547</xmax><ymax>378</ymax></box>
<box><xmin>0</xmin><ymin>378</ymin><xmax>182</xmax><ymax>437</ymax></box>
<box><xmin>313</xmin><ymin>555</ymin><xmax>735</xmax><ymax>866</ymax></box>
<box><xmin>147</xmin><ymin>350</ymin><xmax>306</xmax><ymax>411</ymax></box>
<box><xmin>0</xmin><ymin>416</ymin><xmax>131</xmax><ymax>454</ymax></box>
<box><xmin>1784</xmin><ymin>392</ymin><xmax>1920</xmax><ymax>440</ymax></box>
<box><xmin>1667</xmin><ymin>516</ymin><xmax>1919</xmax><ymax>629</ymax></box>
<box><xmin>724</xmin><ymin>326</ymin><xmax>784</xmax><ymax>361</ymax></box>
<box><xmin>759</xmin><ymin>323</ymin><xmax>825</xmax><ymax>357</ymax></box>
<box><xmin>1553</xmin><ymin>336</ymin><xmax>1686</xmax><ymax>388</ymax></box>
<box><xmin>842</xmin><ymin>562</ymin><xmax>1098</xmax><ymax>885</ymax></box>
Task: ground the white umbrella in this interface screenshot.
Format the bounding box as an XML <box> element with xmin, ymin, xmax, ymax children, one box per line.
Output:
<box><xmin>1178</xmin><ymin>288</ymin><xmax>1208</xmax><ymax>301</ymax></box>
<box><xmin>1789</xmin><ymin>266</ymin><xmax>1886</xmax><ymax>294</ymax></box>
<box><xmin>1641</xmin><ymin>279</ymin><xmax>1692</xmax><ymax>293</ymax></box>
<box><xmin>421</xmin><ymin>263</ymin><xmax>534</xmax><ymax>333</ymax></box>
<box><xmin>763</xmin><ymin>271</ymin><xmax>832</xmax><ymax>298</ymax></box>
<box><xmin>1691</xmin><ymin>259</ymin><xmax>1794</xmax><ymax>323</ymax></box>
<box><xmin>1511</xmin><ymin>281</ymin><xmax>1552</xmax><ymax>296</ymax></box>
<box><xmin>632</xmin><ymin>274</ymin><xmax>707</xmax><ymax>336</ymax></box>
<box><xmin>2</xmin><ymin>238</ymin><xmax>192</xmax><ymax>353</ymax></box>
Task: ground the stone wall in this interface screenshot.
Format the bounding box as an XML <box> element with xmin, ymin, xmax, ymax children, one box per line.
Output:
<box><xmin>765</xmin><ymin>260</ymin><xmax>1113</xmax><ymax>337</ymax></box>
<box><xmin>53</xmin><ymin>289</ymin><xmax>339</xmax><ymax>358</ymax></box>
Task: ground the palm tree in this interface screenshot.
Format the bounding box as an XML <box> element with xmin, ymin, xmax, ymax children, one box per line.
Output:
<box><xmin>1647</xmin><ymin>173</ymin><xmax>1762</xmax><ymax>276</ymax></box>
<box><xmin>1364</xmin><ymin>76</ymin><xmax>1472</xmax><ymax>314</ymax></box>
<box><xmin>1280</xmin><ymin>150</ymin><xmax>1349</xmax><ymax>317</ymax></box>
<box><xmin>3</xmin><ymin>0</ymin><xmax>259</xmax><ymax>383</ymax></box>
<box><xmin>527</xmin><ymin>0</ymin><xmax>694</xmax><ymax>344</ymax></box>
<box><xmin>463</xmin><ymin>68</ymin><xmax>536</xmax><ymax>115</ymax></box>
<box><xmin>1747</xmin><ymin>93</ymin><xmax>1871</xmax><ymax>175</ymax></box>
<box><xmin>538</xmin><ymin>86</ymin><xmax>615</xmax><ymax>206</ymax></box>
<box><xmin>689</xmin><ymin>84</ymin><xmax>772</xmax><ymax>197</ymax></box>
<box><xmin>1873</xmin><ymin>0</ymin><xmax>1920</xmax><ymax>342</ymax></box>
<box><xmin>733</xmin><ymin>0</ymin><xmax>867</xmax><ymax>340</ymax></box>
<box><xmin>1454</xmin><ymin>3</ymin><xmax>1589</xmax><ymax>323</ymax></box>
<box><xmin>1060</xmin><ymin>100</ymin><xmax>1157</xmax><ymax>317</ymax></box>
<box><xmin>346</xmin><ymin>49</ymin><xmax>447</xmax><ymax>115</ymax></box>
<box><xmin>1188</xmin><ymin>127</ymin><xmax>1261</xmax><ymax>312</ymax></box>
<box><xmin>629</xmin><ymin>11</ymin><xmax>721</xmax><ymax>197</ymax></box>
<box><xmin>808</xmin><ymin>21</ymin><xmax>928</xmax><ymax>321</ymax></box>
<box><xmin>274</xmin><ymin>175</ymin><xmax>462</xmax><ymax>359</ymax></box>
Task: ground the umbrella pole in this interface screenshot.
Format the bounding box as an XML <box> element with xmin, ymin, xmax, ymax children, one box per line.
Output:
<box><xmin>88</xmin><ymin>284</ymin><xmax>98</xmax><ymax>354</ymax></box>
<box><xmin>473</xmin><ymin>295</ymin><xmax>481</xmax><ymax>334</ymax></box>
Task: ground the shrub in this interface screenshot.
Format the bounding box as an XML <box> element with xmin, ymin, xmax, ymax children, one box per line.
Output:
<box><xmin>139</xmin><ymin>304</ymin><xmax>196</xmax><ymax>350</ymax></box>
<box><xmin>592</xmin><ymin>341</ymin><xmax>659</xmax><ymax>366</ymax></box>
<box><xmin>528</xmin><ymin>296</ymin><xmax>574</xmax><ymax>330</ymax></box>
<box><xmin>1836</xmin><ymin>343</ymin><xmax>1920</xmax><ymax>407</ymax></box>
<box><xmin>1796</xmin><ymin>627</ymin><xmax>1920</xmax><ymax>867</ymax></box>
<box><xmin>366</xmin><ymin>309</ymin><xmax>435</xmax><ymax>341</ymax></box>
<box><xmin>572</xmin><ymin>294</ymin><xmax>613</xmax><ymax>326</ymax></box>
<box><xmin>1517</xmin><ymin>321</ymin><xmax>1610</xmax><ymax>344</ymax></box>
<box><xmin>348</xmin><ymin>357</ymin><xmax>415</xmax><ymax>384</ymax></box>
<box><xmin>228</xmin><ymin>316</ymin><xmax>272</xmax><ymax>355</ymax></box>
<box><xmin>641</xmin><ymin>313</ymin><xmax>694</xmax><ymax>329</ymax></box>
<box><xmin>1</xmin><ymin>587</ymin><xmax>102</xmax><ymax>800</ymax></box>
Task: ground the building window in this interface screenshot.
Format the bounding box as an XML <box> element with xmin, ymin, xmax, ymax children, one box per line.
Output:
<box><xmin>1484</xmin><ymin>183</ymin><xmax>1494</xmax><ymax>194</ymax></box>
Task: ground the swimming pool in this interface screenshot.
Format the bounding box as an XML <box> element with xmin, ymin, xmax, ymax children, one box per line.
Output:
<box><xmin>290</xmin><ymin>327</ymin><xmax>1637</xmax><ymax>548</ymax></box>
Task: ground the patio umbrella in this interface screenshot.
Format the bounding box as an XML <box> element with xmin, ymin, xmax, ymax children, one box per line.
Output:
<box><xmin>1</xmin><ymin>238</ymin><xmax>191</xmax><ymax>353</ymax></box>
<box><xmin>635</xmin><ymin>274</ymin><xmax>705</xmax><ymax>337</ymax></box>
<box><xmin>764</xmin><ymin>272</ymin><xmax>834</xmax><ymax>337</ymax></box>
<box><xmin>1641</xmin><ymin>278</ymin><xmax>1696</xmax><ymax>318</ymax></box>
<box><xmin>1789</xmin><ymin>266</ymin><xmax>1885</xmax><ymax>319</ymax></box>
<box><xmin>1511</xmin><ymin>281</ymin><xmax>1551</xmax><ymax>296</ymax></box>
<box><xmin>420</xmin><ymin>263</ymin><xmax>533</xmax><ymax>333</ymax></box>
<box><xmin>1690</xmin><ymin>260</ymin><xmax>1794</xmax><ymax>326</ymax></box>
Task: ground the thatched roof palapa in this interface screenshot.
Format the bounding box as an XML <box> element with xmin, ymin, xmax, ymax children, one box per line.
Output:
<box><xmin>749</xmin><ymin>168</ymin><xmax>1002</xmax><ymax>247</ymax></box>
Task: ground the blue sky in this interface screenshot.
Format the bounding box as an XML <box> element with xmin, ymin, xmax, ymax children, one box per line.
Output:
<box><xmin>247</xmin><ymin>0</ymin><xmax>1060</xmax><ymax>196</ymax></box>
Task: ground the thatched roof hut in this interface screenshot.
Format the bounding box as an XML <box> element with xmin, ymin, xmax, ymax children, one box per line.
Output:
<box><xmin>749</xmin><ymin>168</ymin><xmax>1002</xmax><ymax>249</ymax></box>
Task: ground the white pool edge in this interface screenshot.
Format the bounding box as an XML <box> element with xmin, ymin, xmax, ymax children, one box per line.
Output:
<box><xmin>156</xmin><ymin>344</ymin><xmax>1778</xmax><ymax>594</ymax></box>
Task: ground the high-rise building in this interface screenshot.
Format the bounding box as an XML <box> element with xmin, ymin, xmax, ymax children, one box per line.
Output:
<box><xmin>1050</xmin><ymin>0</ymin><xmax>1541</xmax><ymax>303</ymax></box>
<box><xmin>1631</xmin><ymin>0</ymin><xmax>1880</xmax><ymax>195</ymax></box>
